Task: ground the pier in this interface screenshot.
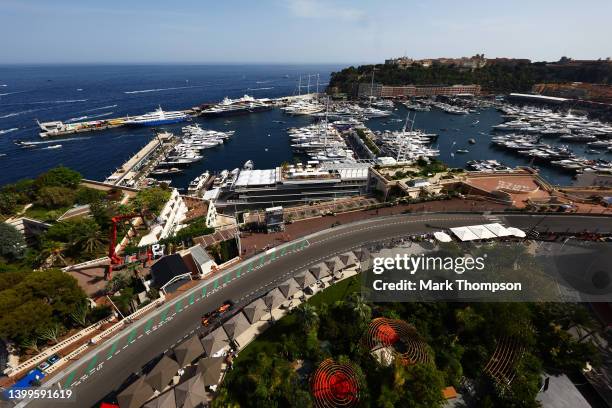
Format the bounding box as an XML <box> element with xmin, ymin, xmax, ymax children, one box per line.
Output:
<box><xmin>104</xmin><ymin>132</ymin><xmax>177</xmax><ymax>188</ymax></box>
<box><xmin>37</xmin><ymin>94</ymin><xmax>321</xmax><ymax>139</ymax></box>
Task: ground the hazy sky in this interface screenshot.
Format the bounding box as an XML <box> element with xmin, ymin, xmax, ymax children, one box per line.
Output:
<box><xmin>1</xmin><ymin>0</ymin><xmax>611</xmax><ymax>64</ymax></box>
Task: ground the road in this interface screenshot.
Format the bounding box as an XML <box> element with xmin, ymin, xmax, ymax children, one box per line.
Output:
<box><xmin>23</xmin><ymin>212</ymin><xmax>610</xmax><ymax>408</ymax></box>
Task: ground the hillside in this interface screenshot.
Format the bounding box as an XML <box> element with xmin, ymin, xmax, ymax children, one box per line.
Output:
<box><xmin>328</xmin><ymin>60</ymin><xmax>612</xmax><ymax>96</ymax></box>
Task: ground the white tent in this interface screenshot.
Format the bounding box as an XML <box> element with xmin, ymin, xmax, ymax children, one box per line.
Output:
<box><xmin>468</xmin><ymin>225</ymin><xmax>497</xmax><ymax>240</ymax></box>
<box><xmin>483</xmin><ymin>223</ymin><xmax>513</xmax><ymax>237</ymax></box>
<box><xmin>449</xmin><ymin>226</ymin><xmax>480</xmax><ymax>242</ymax></box>
<box><xmin>506</xmin><ymin>227</ymin><xmax>526</xmax><ymax>238</ymax></box>
<box><xmin>433</xmin><ymin>231</ymin><xmax>453</xmax><ymax>243</ymax></box>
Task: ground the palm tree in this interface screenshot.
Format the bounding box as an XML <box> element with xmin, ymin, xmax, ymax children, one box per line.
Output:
<box><xmin>38</xmin><ymin>241</ymin><xmax>69</xmax><ymax>267</ymax></box>
<box><xmin>75</xmin><ymin>229</ymin><xmax>107</xmax><ymax>255</ymax></box>
<box><xmin>295</xmin><ymin>303</ymin><xmax>319</xmax><ymax>333</ymax></box>
<box><xmin>348</xmin><ymin>293</ymin><xmax>371</xmax><ymax>324</ymax></box>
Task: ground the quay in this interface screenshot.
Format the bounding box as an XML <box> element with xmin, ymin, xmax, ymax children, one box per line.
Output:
<box><xmin>37</xmin><ymin>93</ymin><xmax>320</xmax><ymax>138</ymax></box>
<box><xmin>104</xmin><ymin>132</ymin><xmax>178</xmax><ymax>188</ymax></box>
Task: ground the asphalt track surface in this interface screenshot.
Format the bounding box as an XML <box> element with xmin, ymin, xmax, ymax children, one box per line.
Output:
<box><xmin>20</xmin><ymin>212</ymin><xmax>611</xmax><ymax>408</ymax></box>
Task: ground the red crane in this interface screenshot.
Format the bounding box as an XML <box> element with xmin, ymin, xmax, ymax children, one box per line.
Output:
<box><xmin>106</xmin><ymin>213</ymin><xmax>145</xmax><ymax>280</ymax></box>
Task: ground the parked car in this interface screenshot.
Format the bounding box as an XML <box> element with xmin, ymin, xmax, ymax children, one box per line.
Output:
<box><xmin>47</xmin><ymin>354</ymin><xmax>60</xmax><ymax>365</ymax></box>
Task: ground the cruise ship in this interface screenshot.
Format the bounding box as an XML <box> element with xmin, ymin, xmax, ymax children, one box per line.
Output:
<box><xmin>124</xmin><ymin>106</ymin><xmax>189</xmax><ymax>127</ymax></box>
<box><xmin>199</xmin><ymin>95</ymin><xmax>273</xmax><ymax>117</ymax></box>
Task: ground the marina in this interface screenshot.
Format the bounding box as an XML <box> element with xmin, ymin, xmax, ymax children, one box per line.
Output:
<box><xmin>2</xmin><ymin>65</ymin><xmax>612</xmax><ymax>189</ymax></box>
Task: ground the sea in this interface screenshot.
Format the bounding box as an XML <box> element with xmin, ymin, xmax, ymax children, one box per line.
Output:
<box><xmin>0</xmin><ymin>64</ymin><xmax>589</xmax><ymax>188</ymax></box>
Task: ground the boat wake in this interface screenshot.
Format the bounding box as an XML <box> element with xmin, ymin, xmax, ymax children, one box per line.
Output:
<box><xmin>83</xmin><ymin>104</ymin><xmax>118</xmax><ymax>112</ymax></box>
<box><xmin>0</xmin><ymin>91</ymin><xmax>25</xmax><ymax>97</ymax></box>
<box><xmin>256</xmin><ymin>80</ymin><xmax>273</xmax><ymax>84</ymax></box>
<box><xmin>18</xmin><ymin>99</ymin><xmax>89</xmax><ymax>105</ymax></box>
<box><xmin>17</xmin><ymin>136</ymin><xmax>91</xmax><ymax>145</ymax></box>
<box><xmin>248</xmin><ymin>87</ymin><xmax>274</xmax><ymax>91</ymax></box>
<box><xmin>0</xmin><ymin>84</ymin><xmax>7</xmax><ymax>87</ymax></box>
<box><xmin>123</xmin><ymin>85</ymin><xmax>203</xmax><ymax>94</ymax></box>
<box><xmin>65</xmin><ymin>112</ymin><xmax>113</xmax><ymax>123</ymax></box>
<box><xmin>0</xmin><ymin>108</ymin><xmax>49</xmax><ymax>119</ymax></box>
<box><xmin>0</xmin><ymin>127</ymin><xmax>19</xmax><ymax>135</ymax></box>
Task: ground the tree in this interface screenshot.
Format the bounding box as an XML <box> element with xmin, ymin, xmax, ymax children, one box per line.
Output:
<box><xmin>395</xmin><ymin>363</ymin><xmax>446</xmax><ymax>408</ymax></box>
<box><xmin>348</xmin><ymin>293</ymin><xmax>371</xmax><ymax>324</ymax></box>
<box><xmin>37</xmin><ymin>241</ymin><xmax>69</xmax><ymax>267</ymax></box>
<box><xmin>70</xmin><ymin>302</ymin><xmax>89</xmax><ymax>327</ymax></box>
<box><xmin>75</xmin><ymin>187</ymin><xmax>106</xmax><ymax>205</ymax></box>
<box><xmin>35</xmin><ymin>166</ymin><xmax>82</xmax><ymax>189</ymax></box>
<box><xmin>132</xmin><ymin>187</ymin><xmax>171</xmax><ymax>215</ymax></box>
<box><xmin>295</xmin><ymin>303</ymin><xmax>319</xmax><ymax>334</ymax></box>
<box><xmin>0</xmin><ymin>192</ymin><xmax>18</xmax><ymax>215</ymax></box>
<box><xmin>0</xmin><ymin>300</ymin><xmax>54</xmax><ymax>345</ymax></box>
<box><xmin>0</xmin><ymin>223</ymin><xmax>26</xmax><ymax>261</ymax></box>
<box><xmin>37</xmin><ymin>323</ymin><xmax>62</xmax><ymax>344</ymax></box>
<box><xmin>35</xmin><ymin>186</ymin><xmax>76</xmax><ymax>208</ymax></box>
<box><xmin>17</xmin><ymin>269</ymin><xmax>87</xmax><ymax>321</ymax></box>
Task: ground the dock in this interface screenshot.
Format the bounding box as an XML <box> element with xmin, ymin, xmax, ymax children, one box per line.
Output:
<box><xmin>104</xmin><ymin>132</ymin><xmax>178</xmax><ymax>188</ymax></box>
<box><xmin>36</xmin><ymin>93</ymin><xmax>321</xmax><ymax>138</ymax></box>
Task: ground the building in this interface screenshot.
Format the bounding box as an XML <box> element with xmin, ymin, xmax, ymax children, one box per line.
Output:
<box><xmin>139</xmin><ymin>189</ymin><xmax>188</xmax><ymax>246</ymax></box>
<box><xmin>359</xmin><ymin>83</ymin><xmax>481</xmax><ymax>98</ymax></box>
<box><xmin>573</xmin><ymin>172</ymin><xmax>612</xmax><ymax>188</ymax></box>
<box><xmin>185</xmin><ymin>244</ymin><xmax>217</xmax><ymax>278</ymax></box>
<box><xmin>215</xmin><ymin>162</ymin><xmax>370</xmax><ymax>210</ymax></box>
<box><xmin>385</xmin><ymin>55</ymin><xmax>487</xmax><ymax>70</ymax></box>
<box><xmin>264</xmin><ymin>206</ymin><xmax>284</xmax><ymax>233</ymax></box>
<box><xmin>533</xmin><ymin>82</ymin><xmax>612</xmax><ymax>104</ymax></box>
<box><xmin>150</xmin><ymin>253</ymin><xmax>192</xmax><ymax>293</ymax></box>
<box><xmin>5</xmin><ymin>217</ymin><xmax>50</xmax><ymax>245</ymax></box>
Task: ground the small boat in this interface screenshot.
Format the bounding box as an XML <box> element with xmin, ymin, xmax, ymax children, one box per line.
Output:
<box><xmin>150</xmin><ymin>167</ymin><xmax>182</xmax><ymax>175</ymax></box>
<box><xmin>243</xmin><ymin>160</ymin><xmax>254</xmax><ymax>170</ymax></box>
<box><xmin>45</xmin><ymin>144</ymin><xmax>62</xmax><ymax>149</ymax></box>
<box><xmin>456</xmin><ymin>149</ymin><xmax>469</xmax><ymax>154</ymax></box>
<box><xmin>585</xmin><ymin>149</ymin><xmax>600</xmax><ymax>154</ymax></box>
<box><xmin>468</xmin><ymin>138</ymin><xmax>476</xmax><ymax>144</ymax></box>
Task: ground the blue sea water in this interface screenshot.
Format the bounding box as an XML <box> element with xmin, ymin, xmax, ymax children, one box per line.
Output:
<box><xmin>0</xmin><ymin>64</ymin><xmax>339</xmax><ymax>186</ymax></box>
<box><xmin>0</xmin><ymin>64</ymin><xmax>587</xmax><ymax>187</ymax></box>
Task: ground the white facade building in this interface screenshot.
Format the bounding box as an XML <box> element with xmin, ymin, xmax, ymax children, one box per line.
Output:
<box><xmin>139</xmin><ymin>189</ymin><xmax>188</xmax><ymax>246</ymax></box>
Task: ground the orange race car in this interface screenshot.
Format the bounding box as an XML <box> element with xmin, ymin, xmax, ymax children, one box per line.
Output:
<box><xmin>201</xmin><ymin>300</ymin><xmax>234</xmax><ymax>326</ymax></box>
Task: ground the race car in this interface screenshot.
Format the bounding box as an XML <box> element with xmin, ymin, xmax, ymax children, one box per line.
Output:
<box><xmin>201</xmin><ymin>300</ymin><xmax>234</xmax><ymax>326</ymax></box>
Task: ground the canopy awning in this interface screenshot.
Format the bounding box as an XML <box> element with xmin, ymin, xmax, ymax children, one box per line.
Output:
<box><xmin>223</xmin><ymin>312</ymin><xmax>251</xmax><ymax>340</ymax></box>
<box><xmin>468</xmin><ymin>225</ymin><xmax>497</xmax><ymax>240</ymax></box>
<box><xmin>145</xmin><ymin>355</ymin><xmax>180</xmax><ymax>391</ymax></box>
<box><xmin>201</xmin><ymin>328</ymin><xmax>229</xmax><ymax>357</ymax></box>
<box><xmin>278</xmin><ymin>278</ymin><xmax>300</xmax><ymax>298</ymax></box>
<box><xmin>263</xmin><ymin>288</ymin><xmax>286</xmax><ymax>310</ymax></box>
<box><xmin>433</xmin><ymin>231</ymin><xmax>453</xmax><ymax>243</ymax></box>
<box><xmin>449</xmin><ymin>226</ymin><xmax>480</xmax><ymax>241</ymax></box>
<box><xmin>506</xmin><ymin>227</ymin><xmax>526</xmax><ymax>238</ymax></box>
<box><xmin>173</xmin><ymin>335</ymin><xmax>204</xmax><ymax>367</ymax></box>
<box><xmin>309</xmin><ymin>263</ymin><xmax>331</xmax><ymax>280</ymax></box>
<box><xmin>483</xmin><ymin>223</ymin><xmax>513</xmax><ymax>237</ymax></box>
<box><xmin>242</xmin><ymin>298</ymin><xmax>266</xmax><ymax>324</ymax></box>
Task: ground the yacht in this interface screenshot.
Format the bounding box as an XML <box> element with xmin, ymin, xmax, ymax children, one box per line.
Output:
<box><xmin>124</xmin><ymin>106</ymin><xmax>189</xmax><ymax>127</ymax></box>
<box><xmin>200</xmin><ymin>95</ymin><xmax>273</xmax><ymax>117</ymax></box>
<box><xmin>187</xmin><ymin>171</ymin><xmax>210</xmax><ymax>195</ymax></box>
<box><xmin>150</xmin><ymin>167</ymin><xmax>182</xmax><ymax>175</ymax></box>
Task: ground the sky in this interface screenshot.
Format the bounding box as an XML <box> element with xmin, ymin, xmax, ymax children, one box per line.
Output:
<box><xmin>0</xmin><ymin>0</ymin><xmax>611</xmax><ymax>64</ymax></box>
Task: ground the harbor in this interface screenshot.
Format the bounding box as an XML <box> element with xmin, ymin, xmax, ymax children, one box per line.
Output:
<box><xmin>35</xmin><ymin>94</ymin><xmax>318</xmax><ymax>138</ymax></box>
<box><xmin>36</xmin><ymin>96</ymin><xmax>612</xmax><ymax>195</ymax></box>
<box><xmin>2</xmin><ymin>63</ymin><xmax>612</xmax><ymax>189</ymax></box>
